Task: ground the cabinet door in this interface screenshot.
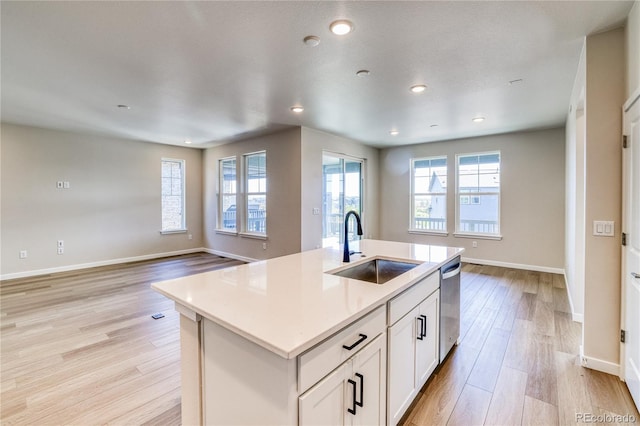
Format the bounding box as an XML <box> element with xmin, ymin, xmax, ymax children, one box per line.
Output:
<box><xmin>299</xmin><ymin>362</ymin><xmax>350</xmax><ymax>426</ymax></box>
<box><xmin>387</xmin><ymin>305</ymin><xmax>420</xmax><ymax>425</ymax></box>
<box><xmin>351</xmin><ymin>334</ymin><xmax>386</xmax><ymax>426</ymax></box>
<box><xmin>415</xmin><ymin>291</ymin><xmax>439</xmax><ymax>388</ymax></box>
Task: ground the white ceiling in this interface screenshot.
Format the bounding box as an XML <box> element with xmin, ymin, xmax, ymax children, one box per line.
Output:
<box><xmin>1</xmin><ymin>1</ymin><xmax>634</xmax><ymax>148</ymax></box>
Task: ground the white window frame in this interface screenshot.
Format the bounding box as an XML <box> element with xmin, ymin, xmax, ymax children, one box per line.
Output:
<box><xmin>160</xmin><ymin>158</ymin><xmax>186</xmax><ymax>234</ymax></box>
<box><xmin>454</xmin><ymin>151</ymin><xmax>501</xmax><ymax>240</ymax></box>
<box><xmin>242</xmin><ymin>151</ymin><xmax>267</xmax><ymax>238</ymax></box>
<box><xmin>409</xmin><ymin>156</ymin><xmax>448</xmax><ymax>236</ymax></box>
<box><xmin>217</xmin><ymin>156</ymin><xmax>238</xmax><ymax>234</ymax></box>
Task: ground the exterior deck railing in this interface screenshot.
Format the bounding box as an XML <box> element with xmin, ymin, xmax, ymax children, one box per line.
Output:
<box><xmin>222</xmin><ymin>210</ymin><xmax>266</xmax><ymax>233</ymax></box>
<box><xmin>413</xmin><ymin>218</ymin><xmax>498</xmax><ymax>234</ymax></box>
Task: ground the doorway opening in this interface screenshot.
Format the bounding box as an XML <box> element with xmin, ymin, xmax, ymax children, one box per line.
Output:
<box><xmin>322</xmin><ymin>153</ymin><xmax>364</xmax><ymax>248</ymax></box>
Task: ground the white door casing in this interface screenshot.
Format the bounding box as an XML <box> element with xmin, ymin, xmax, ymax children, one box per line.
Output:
<box><xmin>622</xmin><ymin>89</ymin><xmax>640</xmax><ymax>411</ymax></box>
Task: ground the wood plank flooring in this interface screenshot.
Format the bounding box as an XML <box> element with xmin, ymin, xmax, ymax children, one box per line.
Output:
<box><xmin>1</xmin><ymin>253</ymin><xmax>243</xmax><ymax>425</ymax></box>
<box><xmin>1</xmin><ymin>257</ymin><xmax>638</xmax><ymax>425</ymax></box>
<box><xmin>402</xmin><ymin>264</ymin><xmax>640</xmax><ymax>426</ymax></box>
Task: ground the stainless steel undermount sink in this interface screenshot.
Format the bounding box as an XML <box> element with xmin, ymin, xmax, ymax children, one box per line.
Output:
<box><xmin>329</xmin><ymin>258</ymin><xmax>419</xmax><ymax>284</ymax></box>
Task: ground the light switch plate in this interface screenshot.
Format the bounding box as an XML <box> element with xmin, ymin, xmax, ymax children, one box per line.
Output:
<box><xmin>593</xmin><ymin>220</ymin><xmax>614</xmax><ymax>237</ymax></box>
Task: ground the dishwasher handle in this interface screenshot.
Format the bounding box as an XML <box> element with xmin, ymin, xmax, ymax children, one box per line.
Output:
<box><xmin>441</xmin><ymin>263</ymin><xmax>461</xmax><ymax>280</ymax></box>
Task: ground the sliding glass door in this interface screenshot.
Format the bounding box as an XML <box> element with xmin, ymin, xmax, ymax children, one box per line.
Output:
<box><xmin>322</xmin><ymin>153</ymin><xmax>364</xmax><ymax>247</ymax></box>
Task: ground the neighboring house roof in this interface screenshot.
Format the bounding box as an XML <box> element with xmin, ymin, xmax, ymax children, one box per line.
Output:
<box><xmin>428</xmin><ymin>172</ymin><xmax>444</xmax><ymax>193</ymax></box>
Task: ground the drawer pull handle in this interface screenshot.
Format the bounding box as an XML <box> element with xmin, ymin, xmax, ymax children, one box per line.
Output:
<box><xmin>417</xmin><ymin>316</ymin><xmax>425</xmax><ymax>340</ymax></box>
<box><xmin>347</xmin><ymin>378</ymin><xmax>357</xmax><ymax>415</ymax></box>
<box><xmin>343</xmin><ymin>334</ymin><xmax>367</xmax><ymax>350</ymax></box>
<box><xmin>420</xmin><ymin>314</ymin><xmax>427</xmax><ymax>339</ymax></box>
<box><xmin>355</xmin><ymin>373</ymin><xmax>364</xmax><ymax>408</ymax></box>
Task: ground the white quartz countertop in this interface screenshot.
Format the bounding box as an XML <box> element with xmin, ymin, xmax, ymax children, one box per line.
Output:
<box><xmin>151</xmin><ymin>240</ymin><xmax>464</xmax><ymax>359</ymax></box>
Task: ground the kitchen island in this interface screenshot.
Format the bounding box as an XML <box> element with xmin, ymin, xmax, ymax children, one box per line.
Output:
<box><xmin>152</xmin><ymin>239</ymin><xmax>463</xmax><ymax>425</ymax></box>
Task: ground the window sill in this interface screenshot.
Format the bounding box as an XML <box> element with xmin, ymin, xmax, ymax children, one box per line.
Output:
<box><xmin>453</xmin><ymin>232</ymin><xmax>502</xmax><ymax>241</ymax></box>
<box><xmin>160</xmin><ymin>229</ymin><xmax>187</xmax><ymax>235</ymax></box>
<box><xmin>408</xmin><ymin>229</ymin><xmax>449</xmax><ymax>237</ymax></box>
<box><xmin>239</xmin><ymin>232</ymin><xmax>268</xmax><ymax>240</ymax></box>
<box><xmin>215</xmin><ymin>229</ymin><xmax>238</xmax><ymax>236</ymax></box>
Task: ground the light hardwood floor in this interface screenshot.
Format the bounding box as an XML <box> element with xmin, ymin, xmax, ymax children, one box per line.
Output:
<box><xmin>1</xmin><ymin>256</ymin><xmax>638</xmax><ymax>425</ymax></box>
<box><xmin>402</xmin><ymin>264</ymin><xmax>639</xmax><ymax>426</ymax></box>
<box><xmin>1</xmin><ymin>253</ymin><xmax>243</xmax><ymax>425</ymax></box>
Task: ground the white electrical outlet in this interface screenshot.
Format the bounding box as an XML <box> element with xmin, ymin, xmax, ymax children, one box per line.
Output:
<box><xmin>19</xmin><ymin>250</ymin><xmax>27</xmax><ymax>259</ymax></box>
<box><xmin>262</xmin><ymin>242</ymin><xmax>267</xmax><ymax>250</ymax></box>
<box><xmin>63</xmin><ymin>181</ymin><xmax>70</xmax><ymax>189</ymax></box>
<box><xmin>56</xmin><ymin>181</ymin><xmax>64</xmax><ymax>189</ymax></box>
<box><xmin>312</xmin><ymin>207</ymin><xmax>320</xmax><ymax>215</ymax></box>
<box><xmin>472</xmin><ymin>241</ymin><xmax>478</xmax><ymax>248</ymax></box>
<box><xmin>188</xmin><ymin>234</ymin><xmax>193</xmax><ymax>240</ymax></box>
<box><xmin>57</xmin><ymin>240</ymin><xmax>64</xmax><ymax>248</ymax></box>
<box><xmin>57</xmin><ymin>247</ymin><xmax>64</xmax><ymax>255</ymax></box>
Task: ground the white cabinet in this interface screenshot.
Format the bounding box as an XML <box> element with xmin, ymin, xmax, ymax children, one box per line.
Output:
<box><xmin>414</xmin><ymin>293</ymin><xmax>439</xmax><ymax>386</ymax></box>
<box><xmin>299</xmin><ymin>333</ymin><xmax>386</xmax><ymax>426</ymax></box>
<box><xmin>387</xmin><ymin>274</ymin><xmax>440</xmax><ymax>426</ymax></box>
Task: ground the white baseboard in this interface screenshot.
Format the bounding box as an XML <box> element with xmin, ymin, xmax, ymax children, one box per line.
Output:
<box><xmin>580</xmin><ymin>345</ymin><xmax>620</xmax><ymax>376</ymax></box>
<box><xmin>203</xmin><ymin>248</ymin><xmax>259</xmax><ymax>264</ymax></box>
<box><xmin>0</xmin><ymin>248</ymin><xmax>207</xmax><ymax>281</ymax></box>
<box><xmin>461</xmin><ymin>257</ymin><xmax>565</xmax><ymax>274</ymax></box>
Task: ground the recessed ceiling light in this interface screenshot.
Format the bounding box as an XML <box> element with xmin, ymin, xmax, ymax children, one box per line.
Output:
<box><xmin>303</xmin><ymin>35</ymin><xmax>320</xmax><ymax>47</ymax></box>
<box><xmin>356</xmin><ymin>70</ymin><xmax>370</xmax><ymax>77</ymax></box>
<box><xmin>472</xmin><ymin>116</ymin><xmax>486</xmax><ymax>123</ymax></box>
<box><xmin>389</xmin><ymin>130</ymin><xmax>399</xmax><ymax>136</ymax></box>
<box><xmin>117</xmin><ymin>104</ymin><xmax>130</xmax><ymax>109</ymax></box>
<box><xmin>410</xmin><ymin>84</ymin><xmax>427</xmax><ymax>93</ymax></box>
<box><xmin>184</xmin><ymin>140</ymin><xmax>192</xmax><ymax>144</ymax></box>
<box><xmin>290</xmin><ymin>106</ymin><xmax>304</xmax><ymax>113</ymax></box>
<box><xmin>330</xmin><ymin>20</ymin><xmax>354</xmax><ymax>35</ymax></box>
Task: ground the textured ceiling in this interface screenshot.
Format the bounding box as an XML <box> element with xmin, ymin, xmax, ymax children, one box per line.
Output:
<box><xmin>1</xmin><ymin>1</ymin><xmax>634</xmax><ymax>148</ymax></box>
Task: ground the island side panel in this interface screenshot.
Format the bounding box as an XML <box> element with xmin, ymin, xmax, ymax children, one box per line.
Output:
<box><xmin>176</xmin><ymin>304</ymin><xmax>204</xmax><ymax>425</ymax></box>
<box><xmin>202</xmin><ymin>317</ymin><xmax>298</xmax><ymax>425</ymax></box>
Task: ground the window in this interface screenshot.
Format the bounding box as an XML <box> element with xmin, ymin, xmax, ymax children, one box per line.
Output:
<box><xmin>456</xmin><ymin>152</ymin><xmax>500</xmax><ymax>236</ymax></box>
<box><xmin>219</xmin><ymin>157</ymin><xmax>237</xmax><ymax>231</ymax></box>
<box><xmin>411</xmin><ymin>157</ymin><xmax>447</xmax><ymax>233</ymax></box>
<box><xmin>161</xmin><ymin>159</ymin><xmax>186</xmax><ymax>232</ymax></box>
<box><xmin>322</xmin><ymin>153</ymin><xmax>364</xmax><ymax>247</ymax></box>
<box><xmin>244</xmin><ymin>151</ymin><xmax>266</xmax><ymax>234</ymax></box>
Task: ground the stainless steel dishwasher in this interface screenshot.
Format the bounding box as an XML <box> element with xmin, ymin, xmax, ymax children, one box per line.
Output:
<box><xmin>440</xmin><ymin>257</ymin><xmax>461</xmax><ymax>362</ymax></box>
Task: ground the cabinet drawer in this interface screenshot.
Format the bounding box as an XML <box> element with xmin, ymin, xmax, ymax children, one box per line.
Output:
<box><xmin>388</xmin><ymin>271</ymin><xmax>439</xmax><ymax>326</ymax></box>
<box><xmin>298</xmin><ymin>304</ymin><xmax>386</xmax><ymax>393</ymax></box>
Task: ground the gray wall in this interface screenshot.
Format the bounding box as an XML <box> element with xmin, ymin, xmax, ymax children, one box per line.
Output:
<box><xmin>1</xmin><ymin>123</ymin><xmax>204</xmax><ymax>277</ymax></box>
<box><xmin>203</xmin><ymin>128</ymin><xmax>302</xmax><ymax>261</ymax></box>
<box><xmin>379</xmin><ymin>128</ymin><xmax>566</xmax><ymax>271</ymax></box>
<box><xmin>627</xmin><ymin>1</ymin><xmax>640</xmax><ymax>99</ymax></box>
<box><xmin>566</xmin><ymin>26</ymin><xmax>627</xmax><ymax>371</ymax></box>
<box><xmin>582</xmin><ymin>28</ymin><xmax>625</xmax><ymax>367</ymax></box>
